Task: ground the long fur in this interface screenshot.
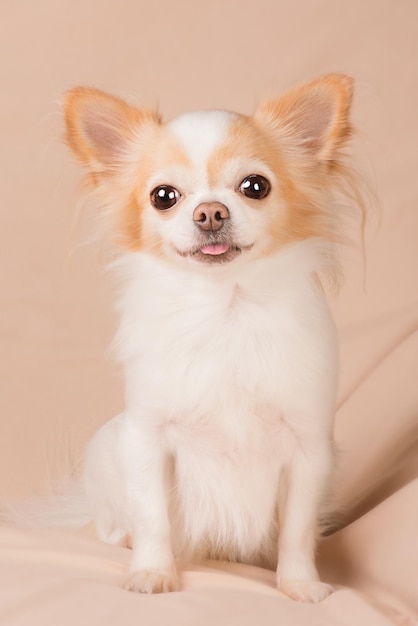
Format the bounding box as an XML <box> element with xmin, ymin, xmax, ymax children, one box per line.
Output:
<box><xmin>6</xmin><ymin>75</ymin><xmax>366</xmax><ymax>603</ymax></box>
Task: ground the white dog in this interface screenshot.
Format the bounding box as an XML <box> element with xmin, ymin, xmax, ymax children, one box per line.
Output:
<box><xmin>61</xmin><ymin>74</ymin><xmax>358</xmax><ymax>602</ymax></box>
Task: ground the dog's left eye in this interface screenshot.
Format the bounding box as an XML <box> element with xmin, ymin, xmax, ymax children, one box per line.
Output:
<box><xmin>239</xmin><ymin>175</ymin><xmax>271</xmax><ymax>200</ymax></box>
<box><xmin>150</xmin><ymin>185</ymin><xmax>181</xmax><ymax>211</ymax></box>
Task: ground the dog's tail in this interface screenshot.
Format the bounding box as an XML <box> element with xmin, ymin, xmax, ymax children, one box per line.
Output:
<box><xmin>1</xmin><ymin>477</ymin><xmax>92</xmax><ymax>530</ymax></box>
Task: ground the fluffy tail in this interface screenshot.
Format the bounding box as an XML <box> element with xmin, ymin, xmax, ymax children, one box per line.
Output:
<box><xmin>1</xmin><ymin>477</ymin><xmax>92</xmax><ymax>530</ymax></box>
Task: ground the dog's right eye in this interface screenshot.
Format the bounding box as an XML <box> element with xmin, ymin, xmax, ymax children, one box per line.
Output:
<box><xmin>150</xmin><ymin>185</ymin><xmax>181</xmax><ymax>211</ymax></box>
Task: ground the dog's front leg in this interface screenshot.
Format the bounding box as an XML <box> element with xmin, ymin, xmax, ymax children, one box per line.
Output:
<box><xmin>276</xmin><ymin>434</ymin><xmax>334</xmax><ymax>603</ymax></box>
<box><xmin>119</xmin><ymin>415</ymin><xmax>180</xmax><ymax>594</ymax></box>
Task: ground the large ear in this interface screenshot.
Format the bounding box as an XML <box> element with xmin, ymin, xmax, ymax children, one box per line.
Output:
<box><xmin>63</xmin><ymin>87</ymin><xmax>160</xmax><ymax>174</ymax></box>
<box><xmin>254</xmin><ymin>74</ymin><xmax>354</xmax><ymax>162</ymax></box>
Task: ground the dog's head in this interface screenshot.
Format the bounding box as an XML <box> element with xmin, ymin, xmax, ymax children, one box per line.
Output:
<box><xmin>64</xmin><ymin>74</ymin><xmax>354</xmax><ymax>268</ymax></box>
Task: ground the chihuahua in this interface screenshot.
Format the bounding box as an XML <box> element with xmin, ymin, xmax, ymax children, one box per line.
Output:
<box><xmin>63</xmin><ymin>74</ymin><xmax>358</xmax><ymax>602</ymax></box>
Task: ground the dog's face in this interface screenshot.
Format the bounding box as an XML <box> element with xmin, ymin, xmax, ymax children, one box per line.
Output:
<box><xmin>136</xmin><ymin>110</ymin><xmax>288</xmax><ymax>266</ymax></box>
<box><xmin>64</xmin><ymin>75</ymin><xmax>354</xmax><ymax>268</ymax></box>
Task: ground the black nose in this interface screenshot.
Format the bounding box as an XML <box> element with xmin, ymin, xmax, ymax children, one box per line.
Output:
<box><xmin>193</xmin><ymin>202</ymin><xmax>230</xmax><ymax>232</ymax></box>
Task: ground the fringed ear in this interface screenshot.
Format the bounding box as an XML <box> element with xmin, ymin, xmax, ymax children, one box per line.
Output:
<box><xmin>63</xmin><ymin>87</ymin><xmax>160</xmax><ymax>175</ymax></box>
<box><xmin>254</xmin><ymin>74</ymin><xmax>354</xmax><ymax>163</ymax></box>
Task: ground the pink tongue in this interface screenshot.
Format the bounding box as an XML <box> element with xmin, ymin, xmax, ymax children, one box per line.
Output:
<box><xmin>200</xmin><ymin>243</ymin><xmax>230</xmax><ymax>256</ymax></box>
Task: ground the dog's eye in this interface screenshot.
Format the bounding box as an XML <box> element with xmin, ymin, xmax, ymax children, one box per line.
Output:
<box><xmin>239</xmin><ymin>175</ymin><xmax>271</xmax><ymax>200</ymax></box>
<box><xmin>150</xmin><ymin>185</ymin><xmax>181</xmax><ymax>211</ymax></box>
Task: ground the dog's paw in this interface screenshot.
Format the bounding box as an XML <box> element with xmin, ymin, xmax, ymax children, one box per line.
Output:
<box><xmin>278</xmin><ymin>578</ymin><xmax>334</xmax><ymax>603</ymax></box>
<box><xmin>123</xmin><ymin>568</ymin><xmax>181</xmax><ymax>594</ymax></box>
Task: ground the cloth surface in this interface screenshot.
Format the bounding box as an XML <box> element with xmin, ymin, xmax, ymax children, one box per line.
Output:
<box><xmin>0</xmin><ymin>0</ymin><xmax>417</xmax><ymax>623</ymax></box>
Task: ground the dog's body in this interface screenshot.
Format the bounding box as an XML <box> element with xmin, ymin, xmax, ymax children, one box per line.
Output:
<box><xmin>63</xmin><ymin>75</ymin><xmax>358</xmax><ymax>602</ymax></box>
<box><xmin>85</xmin><ymin>239</ymin><xmax>337</xmax><ymax>575</ymax></box>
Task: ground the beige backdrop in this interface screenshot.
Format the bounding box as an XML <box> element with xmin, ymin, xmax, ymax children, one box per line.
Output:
<box><xmin>0</xmin><ymin>1</ymin><xmax>417</xmax><ymax>623</ymax></box>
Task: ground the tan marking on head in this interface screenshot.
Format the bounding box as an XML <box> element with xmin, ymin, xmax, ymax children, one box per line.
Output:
<box><xmin>64</xmin><ymin>88</ymin><xmax>192</xmax><ymax>254</ymax></box>
<box><xmin>108</xmin><ymin>126</ymin><xmax>192</xmax><ymax>253</ymax></box>
<box><xmin>206</xmin><ymin>74</ymin><xmax>356</xmax><ymax>257</ymax></box>
<box><xmin>125</xmin><ymin>125</ymin><xmax>192</xmax><ymax>254</ymax></box>
<box><xmin>206</xmin><ymin>116</ymin><xmax>327</xmax><ymax>256</ymax></box>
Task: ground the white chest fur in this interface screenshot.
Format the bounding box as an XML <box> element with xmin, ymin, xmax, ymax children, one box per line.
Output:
<box><xmin>86</xmin><ymin>242</ymin><xmax>338</xmax><ymax>565</ymax></box>
<box><xmin>116</xmin><ymin>241</ymin><xmax>337</xmax><ymax>423</ymax></box>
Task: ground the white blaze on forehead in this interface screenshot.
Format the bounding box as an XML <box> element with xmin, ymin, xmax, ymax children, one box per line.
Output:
<box><xmin>167</xmin><ymin>110</ymin><xmax>238</xmax><ymax>170</ymax></box>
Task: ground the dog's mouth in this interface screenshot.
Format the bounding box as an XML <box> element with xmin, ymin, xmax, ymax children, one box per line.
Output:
<box><xmin>177</xmin><ymin>239</ymin><xmax>253</xmax><ymax>264</ymax></box>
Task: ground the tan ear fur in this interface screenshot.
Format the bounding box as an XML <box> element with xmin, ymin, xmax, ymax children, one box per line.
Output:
<box><xmin>254</xmin><ymin>74</ymin><xmax>354</xmax><ymax>163</ymax></box>
<box><xmin>63</xmin><ymin>87</ymin><xmax>160</xmax><ymax>174</ymax></box>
